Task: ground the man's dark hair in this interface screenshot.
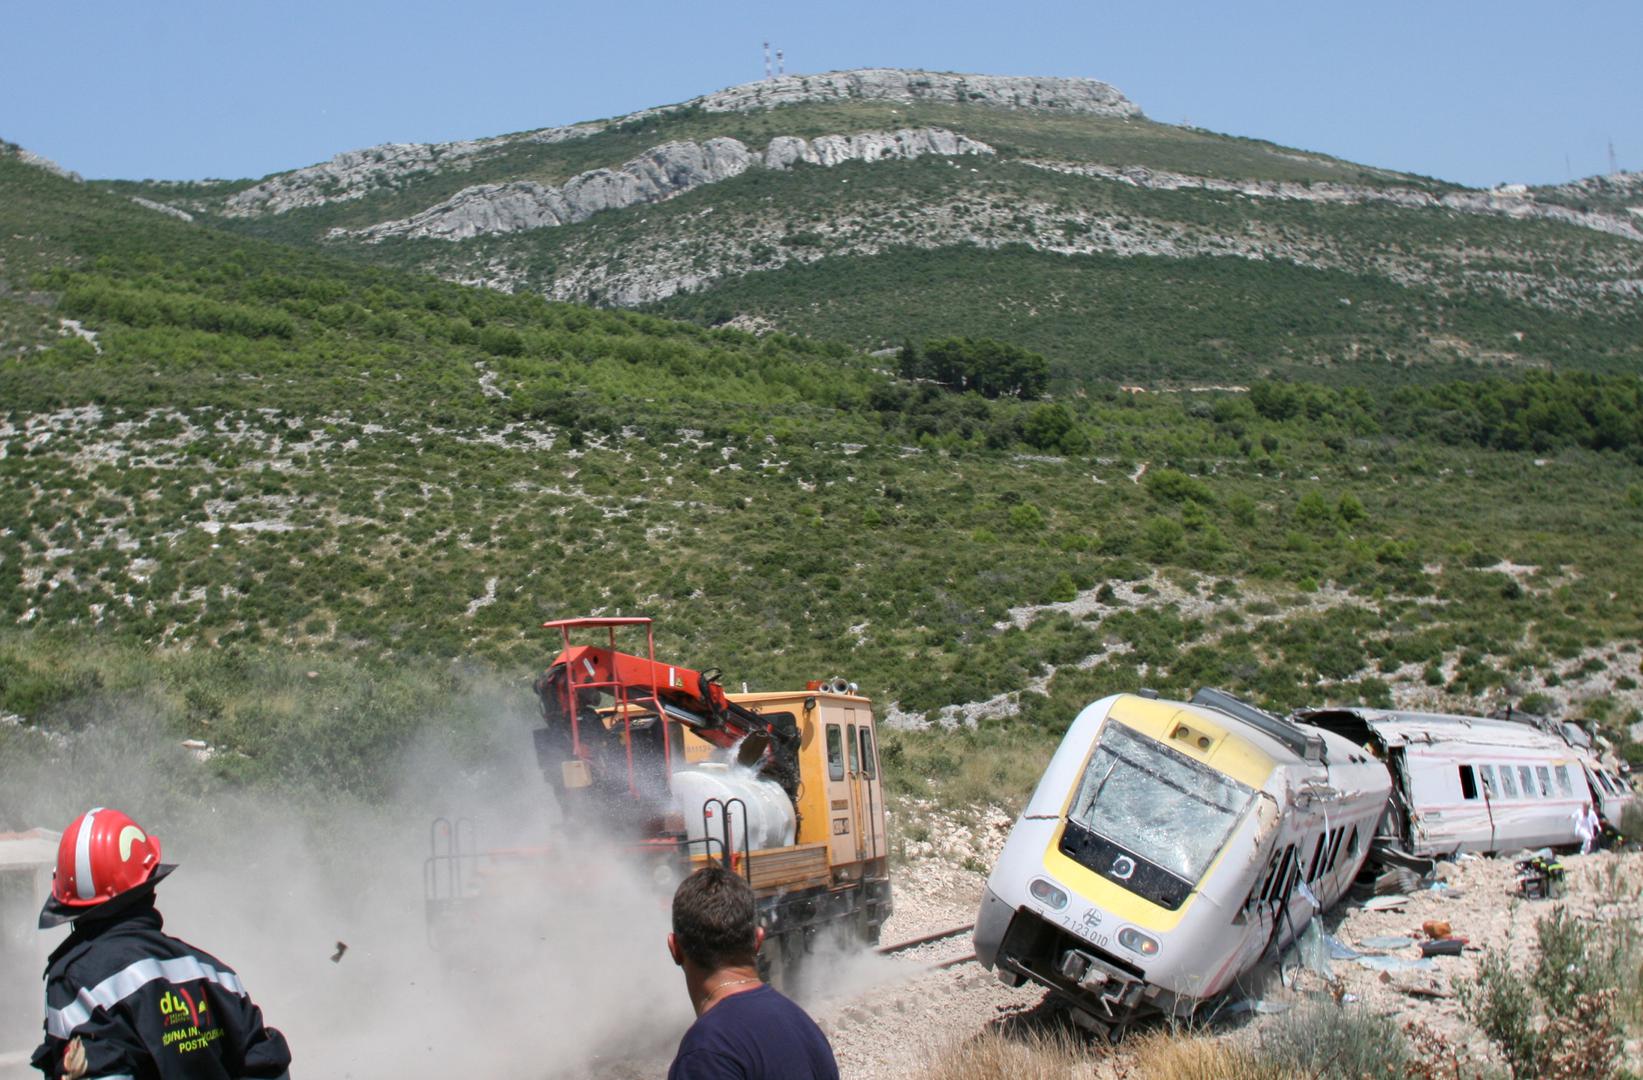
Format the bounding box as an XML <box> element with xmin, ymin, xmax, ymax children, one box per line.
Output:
<box><xmin>672</xmin><ymin>866</ymin><xmax>757</xmax><ymax>970</ymax></box>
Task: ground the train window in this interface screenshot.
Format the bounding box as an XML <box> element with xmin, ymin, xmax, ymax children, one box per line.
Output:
<box><xmin>1324</xmin><ymin>826</ymin><xmax>1345</xmax><ymax>874</ymax></box>
<box><xmin>1534</xmin><ymin>766</ymin><xmax>1552</xmax><ymax>798</ymax></box>
<box><xmin>1498</xmin><ymin>766</ymin><xmax>1518</xmax><ymax>798</ymax></box>
<box><xmin>1068</xmin><ymin>722</ymin><xmax>1257</xmax><ymax>886</ymax></box>
<box><xmin>1262</xmin><ymin>844</ymin><xmax>1295</xmax><ymax>903</ymax></box>
<box><xmin>1307</xmin><ymin>833</ymin><xmax>1327</xmax><ymax>882</ymax></box>
<box><xmin>826</xmin><ymin>725</ymin><xmax>845</xmax><ymax>781</ymax></box>
<box><xmin>1518</xmin><ymin>766</ymin><xmax>1535</xmax><ymax>798</ymax></box>
<box><xmin>1458</xmin><ymin>765</ymin><xmax>1479</xmax><ymax>800</ymax></box>
<box><xmin>1555</xmin><ymin>765</ymin><xmax>1573</xmax><ymax>797</ymax></box>
<box><xmin>1596</xmin><ymin>772</ymin><xmax>1617</xmax><ymax>795</ymax></box>
<box><xmin>858</xmin><ymin>727</ymin><xmax>876</xmax><ymax>779</ymax></box>
<box><xmin>1255</xmin><ymin>846</ymin><xmax>1285</xmax><ymax>903</ymax></box>
<box><xmin>1346</xmin><ymin>826</ymin><xmax>1359</xmax><ymax>857</ymax></box>
<box><xmin>1283</xmin><ymin>851</ymin><xmax>1303</xmax><ymax>898</ymax></box>
<box><xmin>1480</xmin><ymin>765</ymin><xmax>1496</xmax><ymax>796</ymax></box>
<box><xmin>847</xmin><ymin>724</ymin><xmax>859</xmax><ymax>774</ymax></box>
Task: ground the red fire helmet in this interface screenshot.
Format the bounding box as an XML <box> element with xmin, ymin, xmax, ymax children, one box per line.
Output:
<box><xmin>50</xmin><ymin>807</ymin><xmax>164</xmax><ymax>911</ymax></box>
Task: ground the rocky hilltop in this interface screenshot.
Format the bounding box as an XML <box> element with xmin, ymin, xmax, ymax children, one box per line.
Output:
<box><xmin>651</xmin><ymin>69</ymin><xmax>1139</xmax><ymax>119</ymax></box>
<box><xmin>215</xmin><ymin>70</ymin><xmax>1133</xmax><ymax>219</ymax></box>
<box><xmin>223</xmin><ymin>139</ymin><xmax>503</xmax><ymax>217</ymax></box>
<box><xmin>1</xmin><ymin>140</ymin><xmax>82</xmax><ymax>183</ymax></box>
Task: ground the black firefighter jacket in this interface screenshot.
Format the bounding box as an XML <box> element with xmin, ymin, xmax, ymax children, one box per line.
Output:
<box><xmin>31</xmin><ymin>899</ymin><xmax>291</xmax><ymax>1080</ymax></box>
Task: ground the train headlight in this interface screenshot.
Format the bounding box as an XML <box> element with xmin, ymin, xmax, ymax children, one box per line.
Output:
<box><xmin>1118</xmin><ymin>927</ymin><xmax>1161</xmax><ymax>957</ymax></box>
<box><xmin>1028</xmin><ymin>878</ymin><xmax>1069</xmax><ymax>910</ymax></box>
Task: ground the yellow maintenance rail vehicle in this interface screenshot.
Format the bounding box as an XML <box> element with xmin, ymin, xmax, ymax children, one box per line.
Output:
<box><xmin>426</xmin><ymin>617</ymin><xmax>891</xmax><ymax>979</ymax></box>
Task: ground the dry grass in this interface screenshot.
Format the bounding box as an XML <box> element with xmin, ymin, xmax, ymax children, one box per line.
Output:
<box><xmin>921</xmin><ymin>1023</ymin><xmax>1300</xmax><ymax>1080</ymax></box>
<box><xmin>920</xmin><ymin>1028</ymin><xmax>1103</xmax><ymax>1080</ymax></box>
<box><xmin>1117</xmin><ymin>1030</ymin><xmax>1290</xmax><ymax>1080</ymax></box>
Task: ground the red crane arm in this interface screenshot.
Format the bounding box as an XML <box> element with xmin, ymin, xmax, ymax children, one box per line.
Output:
<box><xmin>546</xmin><ymin>644</ymin><xmax>750</xmax><ymax>748</ymax></box>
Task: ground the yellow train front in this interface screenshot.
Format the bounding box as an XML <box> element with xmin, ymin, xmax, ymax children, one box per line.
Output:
<box><xmin>974</xmin><ymin>689</ymin><xmax>1389</xmax><ymax>1035</ymax></box>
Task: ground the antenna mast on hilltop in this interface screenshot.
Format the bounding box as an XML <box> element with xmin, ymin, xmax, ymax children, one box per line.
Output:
<box><xmin>777</xmin><ymin>48</ymin><xmax>784</xmax><ymax>76</ymax></box>
<box><xmin>764</xmin><ymin>41</ymin><xmax>772</xmax><ymax>80</ymax></box>
<box><xmin>1609</xmin><ymin>139</ymin><xmax>1619</xmax><ymax>176</ymax></box>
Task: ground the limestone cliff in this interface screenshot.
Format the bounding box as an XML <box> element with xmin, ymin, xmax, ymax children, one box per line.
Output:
<box><xmin>341</xmin><ymin>128</ymin><xmax>994</xmax><ymax>243</ymax></box>
<box><xmin>1027</xmin><ymin>161</ymin><xmax>1643</xmax><ymax>242</ymax></box>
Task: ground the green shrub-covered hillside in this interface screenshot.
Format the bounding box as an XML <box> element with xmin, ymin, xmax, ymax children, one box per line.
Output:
<box><xmin>4</xmin><ymin>147</ymin><xmax>1642</xmax><ymax>805</ymax></box>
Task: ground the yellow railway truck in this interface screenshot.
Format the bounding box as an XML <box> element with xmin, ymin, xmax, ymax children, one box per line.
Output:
<box><xmin>426</xmin><ymin>617</ymin><xmax>890</xmax><ymax>979</ymax></box>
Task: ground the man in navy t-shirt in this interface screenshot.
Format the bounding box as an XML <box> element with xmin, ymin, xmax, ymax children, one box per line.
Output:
<box><xmin>666</xmin><ymin>866</ymin><xmax>839</xmax><ymax>1080</ymax></box>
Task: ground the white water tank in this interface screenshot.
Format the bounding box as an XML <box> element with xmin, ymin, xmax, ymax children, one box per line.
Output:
<box><xmin>673</xmin><ymin>763</ymin><xmax>796</xmax><ymax>855</ymax></box>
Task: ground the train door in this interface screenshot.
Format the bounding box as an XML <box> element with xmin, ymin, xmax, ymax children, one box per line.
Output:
<box><xmin>842</xmin><ymin>707</ymin><xmax>883</xmax><ymax>863</ymax></box>
<box><xmin>855</xmin><ymin>720</ymin><xmax>884</xmax><ymax>862</ymax></box>
<box><xmin>845</xmin><ymin>711</ymin><xmax>865</xmax><ymax>861</ymax></box>
<box><xmin>823</xmin><ymin>712</ymin><xmax>856</xmax><ymax>872</ymax></box>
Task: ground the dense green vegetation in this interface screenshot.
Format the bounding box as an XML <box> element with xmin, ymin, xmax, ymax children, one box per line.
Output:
<box><xmin>3</xmin><ymin>144</ymin><xmax>1641</xmax><ymax>810</ymax></box>
<box><xmin>651</xmin><ymin>239</ymin><xmax>1643</xmax><ymax>388</ymax></box>
<box><xmin>898</xmin><ymin>337</ymin><xmax>1049</xmax><ymax>400</ymax></box>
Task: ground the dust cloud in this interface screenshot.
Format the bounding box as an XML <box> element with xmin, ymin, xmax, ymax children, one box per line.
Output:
<box><xmin>0</xmin><ymin>694</ymin><xmax>695</xmax><ymax>1078</ymax></box>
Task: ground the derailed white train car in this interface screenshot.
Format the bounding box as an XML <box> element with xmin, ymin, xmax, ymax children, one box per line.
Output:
<box><xmin>974</xmin><ymin>689</ymin><xmax>1390</xmax><ymax>1036</ymax></box>
<box><xmin>1295</xmin><ymin>707</ymin><xmax>1636</xmax><ymax>855</ymax></box>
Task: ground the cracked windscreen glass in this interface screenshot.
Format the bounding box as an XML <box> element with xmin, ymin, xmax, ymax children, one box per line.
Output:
<box><xmin>1069</xmin><ymin>721</ymin><xmax>1256</xmax><ymax>883</ymax></box>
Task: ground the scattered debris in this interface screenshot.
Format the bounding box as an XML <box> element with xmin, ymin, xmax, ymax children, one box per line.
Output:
<box><xmin>330</xmin><ymin>941</ymin><xmax>348</xmax><ymax>964</ymax></box>
<box><xmin>1392</xmin><ymin>980</ymin><xmax>1452</xmax><ymax>999</ymax></box>
<box><xmin>1353</xmin><ymin>954</ymin><xmax>1436</xmax><ymax>973</ymax></box>
<box><xmin>1375</xmin><ymin>868</ymin><xmax>1422</xmax><ymax>895</ymax></box>
<box><xmin>179</xmin><ymin>739</ymin><xmax>213</xmax><ymax>762</ymax></box>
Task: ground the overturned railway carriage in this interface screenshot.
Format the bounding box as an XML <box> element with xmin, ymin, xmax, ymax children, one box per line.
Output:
<box><xmin>975</xmin><ymin>689</ymin><xmax>1390</xmax><ymax>1033</ymax></box>
<box><xmin>1296</xmin><ymin>707</ymin><xmax>1636</xmax><ymax>855</ymax></box>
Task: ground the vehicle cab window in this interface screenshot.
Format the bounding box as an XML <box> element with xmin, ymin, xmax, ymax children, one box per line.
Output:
<box><xmin>826</xmin><ymin>724</ymin><xmax>845</xmax><ymax>781</ymax></box>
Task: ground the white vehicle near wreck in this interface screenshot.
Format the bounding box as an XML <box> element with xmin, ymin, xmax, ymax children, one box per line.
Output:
<box><xmin>1294</xmin><ymin>706</ymin><xmax>1636</xmax><ymax>855</ymax></box>
<box><xmin>974</xmin><ymin>689</ymin><xmax>1390</xmax><ymax>1036</ymax></box>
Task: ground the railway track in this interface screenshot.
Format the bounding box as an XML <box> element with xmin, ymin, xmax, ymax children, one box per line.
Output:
<box><xmin>876</xmin><ymin>922</ymin><xmax>977</xmax><ymax>969</ymax></box>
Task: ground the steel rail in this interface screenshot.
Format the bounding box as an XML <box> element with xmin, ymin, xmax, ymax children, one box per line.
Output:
<box><xmin>875</xmin><ymin>922</ymin><xmax>976</xmax><ymax>956</ymax></box>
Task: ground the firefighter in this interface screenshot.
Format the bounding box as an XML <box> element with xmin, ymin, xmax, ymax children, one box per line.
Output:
<box><xmin>31</xmin><ymin>807</ymin><xmax>292</xmax><ymax>1080</ymax></box>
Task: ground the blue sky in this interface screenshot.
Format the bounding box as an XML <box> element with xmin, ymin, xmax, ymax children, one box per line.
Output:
<box><xmin>3</xmin><ymin>0</ymin><xmax>1637</xmax><ymax>187</ymax></box>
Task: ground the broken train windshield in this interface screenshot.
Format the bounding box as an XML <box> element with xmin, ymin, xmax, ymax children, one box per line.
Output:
<box><xmin>1068</xmin><ymin>721</ymin><xmax>1256</xmax><ymax>884</ymax></box>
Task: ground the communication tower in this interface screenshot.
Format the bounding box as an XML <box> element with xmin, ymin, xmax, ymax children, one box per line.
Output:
<box><xmin>764</xmin><ymin>41</ymin><xmax>772</xmax><ymax>81</ymax></box>
<box><xmin>777</xmin><ymin>49</ymin><xmax>785</xmax><ymax>77</ymax></box>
